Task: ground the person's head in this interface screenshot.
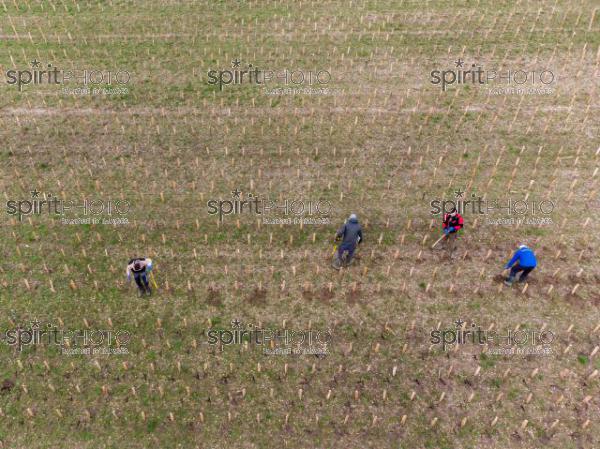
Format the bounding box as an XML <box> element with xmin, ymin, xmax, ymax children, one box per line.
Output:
<box><xmin>348</xmin><ymin>213</ymin><xmax>358</xmax><ymax>222</ymax></box>
<box><xmin>448</xmin><ymin>207</ymin><xmax>457</xmax><ymax>216</ymax></box>
<box><xmin>518</xmin><ymin>244</ymin><xmax>528</xmax><ymax>250</ymax></box>
<box><xmin>133</xmin><ymin>261</ymin><xmax>142</xmax><ymax>271</ymax></box>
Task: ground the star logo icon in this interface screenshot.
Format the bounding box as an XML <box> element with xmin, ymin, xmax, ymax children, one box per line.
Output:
<box><xmin>454</xmin><ymin>189</ymin><xmax>465</xmax><ymax>198</ymax></box>
<box><xmin>232</xmin><ymin>59</ymin><xmax>241</xmax><ymax>68</ymax></box>
<box><xmin>30</xmin><ymin>189</ymin><xmax>40</xmax><ymax>198</ymax></box>
<box><xmin>31</xmin><ymin>319</ymin><xmax>40</xmax><ymax>329</ymax></box>
<box><xmin>231</xmin><ymin>189</ymin><xmax>242</xmax><ymax>199</ymax></box>
<box><xmin>455</xmin><ymin>319</ymin><xmax>464</xmax><ymax>328</ymax></box>
<box><xmin>455</xmin><ymin>59</ymin><xmax>464</xmax><ymax>68</ymax></box>
<box><xmin>231</xmin><ymin>319</ymin><xmax>241</xmax><ymax>329</ymax></box>
<box><xmin>30</xmin><ymin>59</ymin><xmax>41</xmax><ymax>68</ymax></box>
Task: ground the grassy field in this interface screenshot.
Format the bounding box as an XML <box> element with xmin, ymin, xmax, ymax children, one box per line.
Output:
<box><xmin>0</xmin><ymin>1</ymin><xmax>599</xmax><ymax>448</ymax></box>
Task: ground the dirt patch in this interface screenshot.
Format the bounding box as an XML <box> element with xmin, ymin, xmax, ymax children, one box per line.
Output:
<box><xmin>301</xmin><ymin>288</ymin><xmax>314</xmax><ymax>301</ymax></box>
<box><xmin>492</xmin><ymin>274</ymin><xmax>506</xmax><ymax>283</ymax></box>
<box><xmin>1</xmin><ymin>379</ymin><xmax>14</xmax><ymax>393</ymax></box>
<box><xmin>567</xmin><ymin>274</ymin><xmax>585</xmax><ymax>285</ymax></box>
<box><xmin>319</xmin><ymin>287</ymin><xmax>335</xmax><ymax>302</ymax></box>
<box><xmin>540</xmin><ymin>275</ymin><xmax>554</xmax><ymax>286</ymax></box>
<box><xmin>344</xmin><ymin>287</ymin><xmax>362</xmax><ymax>305</ymax></box>
<box><xmin>247</xmin><ymin>287</ymin><xmax>267</xmax><ymax>305</ymax></box>
<box><xmin>206</xmin><ymin>287</ymin><xmax>222</xmax><ymax>306</ymax></box>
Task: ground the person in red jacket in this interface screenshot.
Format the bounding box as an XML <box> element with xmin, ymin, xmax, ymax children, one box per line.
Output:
<box><xmin>442</xmin><ymin>207</ymin><xmax>464</xmax><ymax>256</ymax></box>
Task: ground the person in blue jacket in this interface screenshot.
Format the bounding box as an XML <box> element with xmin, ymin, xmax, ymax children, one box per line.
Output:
<box><xmin>504</xmin><ymin>244</ymin><xmax>537</xmax><ymax>286</ymax></box>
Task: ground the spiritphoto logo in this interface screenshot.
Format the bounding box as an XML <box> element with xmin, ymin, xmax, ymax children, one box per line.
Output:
<box><xmin>430</xmin><ymin>319</ymin><xmax>554</xmax><ymax>356</ymax></box>
<box><xmin>4</xmin><ymin>59</ymin><xmax>131</xmax><ymax>94</ymax></box>
<box><xmin>206</xmin><ymin>319</ymin><xmax>331</xmax><ymax>356</ymax></box>
<box><xmin>263</xmin><ymin>86</ymin><xmax>343</xmax><ymax>96</ymax></box>
<box><xmin>207</xmin><ymin>188</ymin><xmax>332</xmax><ymax>225</ymax></box>
<box><xmin>1</xmin><ymin>320</ymin><xmax>130</xmax><ymax>355</ymax></box>
<box><xmin>5</xmin><ymin>189</ymin><xmax>131</xmax><ymax>224</ymax></box>
<box><xmin>206</xmin><ymin>58</ymin><xmax>331</xmax><ymax>91</ymax></box>
<box><xmin>429</xmin><ymin>189</ymin><xmax>554</xmax><ymax>225</ymax></box>
<box><xmin>430</xmin><ymin>59</ymin><xmax>555</xmax><ymax>94</ymax></box>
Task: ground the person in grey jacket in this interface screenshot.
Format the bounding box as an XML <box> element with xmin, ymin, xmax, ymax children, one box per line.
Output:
<box><xmin>333</xmin><ymin>213</ymin><xmax>363</xmax><ymax>268</ymax></box>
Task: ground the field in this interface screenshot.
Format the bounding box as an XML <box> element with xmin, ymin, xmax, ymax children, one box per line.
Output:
<box><xmin>0</xmin><ymin>1</ymin><xmax>599</xmax><ymax>448</ymax></box>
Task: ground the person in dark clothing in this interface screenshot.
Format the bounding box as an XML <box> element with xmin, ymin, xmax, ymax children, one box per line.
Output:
<box><xmin>442</xmin><ymin>208</ymin><xmax>464</xmax><ymax>256</ymax></box>
<box><xmin>504</xmin><ymin>245</ymin><xmax>537</xmax><ymax>286</ymax></box>
<box><xmin>333</xmin><ymin>214</ymin><xmax>363</xmax><ymax>269</ymax></box>
<box><xmin>126</xmin><ymin>257</ymin><xmax>153</xmax><ymax>296</ymax></box>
